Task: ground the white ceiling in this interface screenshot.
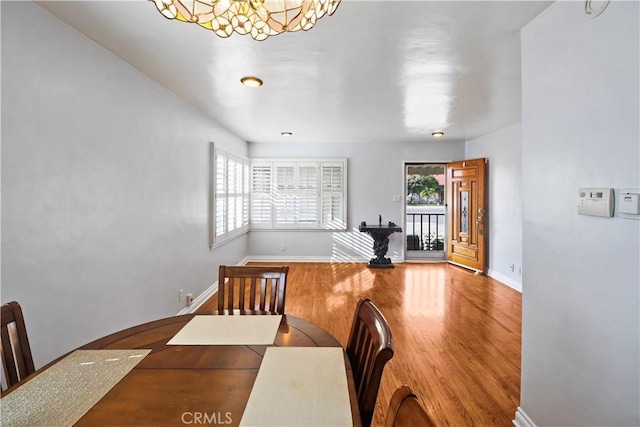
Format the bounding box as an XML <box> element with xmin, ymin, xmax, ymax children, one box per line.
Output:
<box><xmin>38</xmin><ymin>0</ymin><xmax>551</xmax><ymax>144</ymax></box>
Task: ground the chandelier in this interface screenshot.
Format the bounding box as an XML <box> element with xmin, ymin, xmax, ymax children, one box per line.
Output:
<box><xmin>151</xmin><ymin>0</ymin><xmax>342</xmax><ymax>41</ymax></box>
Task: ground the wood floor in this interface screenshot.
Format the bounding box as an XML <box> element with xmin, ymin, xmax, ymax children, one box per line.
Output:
<box><xmin>197</xmin><ymin>262</ymin><xmax>522</xmax><ymax>427</ymax></box>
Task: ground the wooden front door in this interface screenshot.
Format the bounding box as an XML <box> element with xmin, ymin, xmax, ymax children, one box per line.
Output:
<box><xmin>446</xmin><ymin>158</ymin><xmax>487</xmax><ymax>272</ymax></box>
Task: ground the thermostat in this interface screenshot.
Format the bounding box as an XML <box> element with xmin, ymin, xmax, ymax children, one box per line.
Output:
<box><xmin>577</xmin><ymin>188</ymin><xmax>614</xmax><ymax>217</ymax></box>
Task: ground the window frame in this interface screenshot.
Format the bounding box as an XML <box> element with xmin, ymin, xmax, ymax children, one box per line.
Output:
<box><xmin>210</xmin><ymin>144</ymin><xmax>250</xmax><ymax>248</ymax></box>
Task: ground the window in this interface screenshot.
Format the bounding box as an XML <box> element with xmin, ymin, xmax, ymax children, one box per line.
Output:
<box><xmin>210</xmin><ymin>144</ymin><xmax>250</xmax><ymax>247</ymax></box>
<box><xmin>250</xmin><ymin>159</ymin><xmax>347</xmax><ymax>230</ymax></box>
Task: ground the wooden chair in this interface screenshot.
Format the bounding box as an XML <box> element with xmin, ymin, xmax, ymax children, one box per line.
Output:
<box><xmin>1</xmin><ymin>301</ymin><xmax>36</xmax><ymax>390</ymax></box>
<box><xmin>384</xmin><ymin>384</ymin><xmax>437</xmax><ymax>427</ymax></box>
<box><xmin>217</xmin><ymin>265</ymin><xmax>289</xmax><ymax>314</ymax></box>
<box><xmin>346</xmin><ymin>298</ymin><xmax>394</xmax><ymax>427</ymax></box>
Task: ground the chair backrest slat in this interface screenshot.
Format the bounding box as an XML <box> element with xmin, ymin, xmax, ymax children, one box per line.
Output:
<box><xmin>246</xmin><ymin>277</ymin><xmax>257</xmax><ymax>310</ymax></box>
<box><xmin>217</xmin><ymin>266</ymin><xmax>289</xmax><ymax>314</ymax></box>
<box><xmin>269</xmin><ymin>279</ymin><xmax>277</xmax><ymax>312</ymax></box>
<box><xmin>346</xmin><ymin>298</ymin><xmax>394</xmax><ymax>427</ymax></box>
<box><xmin>226</xmin><ymin>277</ymin><xmax>235</xmax><ymax>311</ymax></box>
<box><xmin>259</xmin><ymin>278</ymin><xmax>267</xmax><ymax>311</ymax></box>
<box><xmin>238</xmin><ymin>278</ymin><xmax>246</xmax><ymax>310</ymax></box>
<box><xmin>1</xmin><ymin>301</ymin><xmax>36</xmax><ymax>391</ymax></box>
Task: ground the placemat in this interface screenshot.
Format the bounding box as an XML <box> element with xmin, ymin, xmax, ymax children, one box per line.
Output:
<box><xmin>166</xmin><ymin>315</ymin><xmax>282</xmax><ymax>346</ymax></box>
<box><xmin>240</xmin><ymin>347</ymin><xmax>353</xmax><ymax>426</ymax></box>
<box><xmin>1</xmin><ymin>349</ymin><xmax>151</xmax><ymax>427</ymax></box>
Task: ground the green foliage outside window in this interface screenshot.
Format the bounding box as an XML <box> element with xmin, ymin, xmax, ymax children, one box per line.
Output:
<box><xmin>407</xmin><ymin>174</ymin><xmax>442</xmax><ymax>205</ymax></box>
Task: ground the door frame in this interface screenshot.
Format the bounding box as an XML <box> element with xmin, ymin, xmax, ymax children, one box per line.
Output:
<box><xmin>401</xmin><ymin>160</ymin><xmax>452</xmax><ymax>262</ymax></box>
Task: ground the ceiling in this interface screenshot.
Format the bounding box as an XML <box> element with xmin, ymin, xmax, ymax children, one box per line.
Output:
<box><xmin>38</xmin><ymin>0</ymin><xmax>551</xmax><ymax>144</ymax></box>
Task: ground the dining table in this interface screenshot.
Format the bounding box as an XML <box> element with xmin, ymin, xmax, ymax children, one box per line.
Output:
<box><xmin>1</xmin><ymin>312</ymin><xmax>362</xmax><ymax>427</ymax></box>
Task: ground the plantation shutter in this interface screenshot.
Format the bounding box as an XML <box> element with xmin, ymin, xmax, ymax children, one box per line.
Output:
<box><xmin>321</xmin><ymin>162</ymin><xmax>346</xmax><ymax>229</ymax></box>
<box><xmin>215</xmin><ymin>154</ymin><xmax>227</xmax><ymax>237</ymax></box>
<box><xmin>275</xmin><ymin>164</ymin><xmax>296</xmax><ymax>226</ymax></box>
<box><xmin>243</xmin><ymin>163</ymin><xmax>250</xmax><ymax>227</ymax></box>
<box><xmin>211</xmin><ymin>144</ymin><xmax>250</xmax><ymax>247</ymax></box>
<box><xmin>227</xmin><ymin>158</ymin><xmax>239</xmax><ymax>233</ymax></box>
<box><xmin>251</xmin><ymin>163</ymin><xmax>273</xmax><ymax>227</ymax></box>
<box><xmin>297</xmin><ymin>164</ymin><xmax>319</xmax><ymax>226</ymax></box>
<box><xmin>249</xmin><ymin>159</ymin><xmax>346</xmax><ymax>231</ymax></box>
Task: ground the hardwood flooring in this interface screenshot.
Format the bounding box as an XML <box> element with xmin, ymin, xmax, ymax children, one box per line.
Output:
<box><xmin>197</xmin><ymin>262</ymin><xmax>522</xmax><ymax>427</ymax></box>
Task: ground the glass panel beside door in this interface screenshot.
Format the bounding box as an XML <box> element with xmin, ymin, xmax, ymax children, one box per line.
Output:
<box><xmin>405</xmin><ymin>163</ymin><xmax>446</xmax><ymax>260</ymax></box>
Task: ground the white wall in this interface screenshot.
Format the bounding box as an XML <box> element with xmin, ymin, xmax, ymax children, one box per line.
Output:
<box><xmin>520</xmin><ymin>2</ymin><xmax>639</xmax><ymax>426</ymax></box>
<box><xmin>1</xmin><ymin>2</ymin><xmax>248</xmax><ymax>367</ymax></box>
<box><xmin>248</xmin><ymin>141</ymin><xmax>465</xmax><ymax>261</ymax></box>
<box><xmin>466</xmin><ymin>124</ymin><xmax>523</xmax><ymax>291</ymax></box>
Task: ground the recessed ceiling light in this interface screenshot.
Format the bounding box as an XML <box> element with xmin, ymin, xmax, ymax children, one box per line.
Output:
<box><xmin>281</xmin><ymin>131</ymin><xmax>293</xmax><ymax>137</ymax></box>
<box><xmin>240</xmin><ymin>76</ymin><xmax>263</xmax><ymax>87</ymax></box>
<box><xmin>432</xmin><ymin>130</ymin><xmax>445</xmax><ymax>137</ymax></box>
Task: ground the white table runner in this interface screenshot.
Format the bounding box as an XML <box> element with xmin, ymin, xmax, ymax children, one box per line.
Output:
<box><xmin>240</xmin><ymin>347</ymin><xmax>353</xmax><ymax>427</ymax></box>
<box><xmin>167</xmin><ymin>315</ymin><xmax>282</xmax><ymax>345</ymax></box>
<box><xmin>0</xmin><ymin>349</ymin><xmax>151</xmax><ymax>427</ymax></box>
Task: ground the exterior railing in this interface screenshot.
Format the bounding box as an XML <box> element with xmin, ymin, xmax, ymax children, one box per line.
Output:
<box><xmin>406</xmin><ymin>212</ymin><xmax>445</xmax><ymax>251</ymax></box>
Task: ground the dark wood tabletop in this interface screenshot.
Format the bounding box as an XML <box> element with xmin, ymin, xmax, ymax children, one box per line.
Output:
<box><xmin>60</xmin><ymin>313</ymin><xmax>361</xmax><ymax>426</ymax></box>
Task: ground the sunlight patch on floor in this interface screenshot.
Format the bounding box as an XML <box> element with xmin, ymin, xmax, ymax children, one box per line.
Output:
<box><xmin>403</xmin><ymin>267</ymin><xmax>446</xmax><ymax>316</ymax></box>
<box><xmin>324</xmin><ymin>264</ymin><xmax>374</xmax><ymax>311</ymax></box>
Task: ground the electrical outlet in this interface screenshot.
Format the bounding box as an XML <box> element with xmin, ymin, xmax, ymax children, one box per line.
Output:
<box><xmin>509</xmin><ymin>264</ymin><xmax>515</xmax><ymax>272</ymax></box>
<box><xmin>280</xmin><ymin>244</ymin><xmax>286</xmax><ymax>251</ymax></box>
<box><xmin>178</xmin><ymin>289</ymin><xmax>184</xmax><ymax>302</ymax></box>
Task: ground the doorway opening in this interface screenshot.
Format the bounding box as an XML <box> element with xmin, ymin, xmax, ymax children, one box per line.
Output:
<box><xmin>405</xmin><ymin>163</ymin><xmax>446</xmax><ymax>260</ymax></box>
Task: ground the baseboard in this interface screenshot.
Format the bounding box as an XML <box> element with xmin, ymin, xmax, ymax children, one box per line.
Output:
<box><xmin>513</xmin><ymin>407</ymin><xmax>537</xmax><ymax>427</ymax></box>
<box><xmin>237</xmin><ymin>256</ymin><xmax>252</xmax><ymax>266</ymax></box>
<box><xmin>487</xmin><ymin>269</ymin><xmax>522</xmax><ymax>293</ymax></box>
<box><xmin>245</xmin><ymin>255</ymin><xmax>342</xmax><ymax>263</ymax></box>
<box><xmin>245</xmin><ymin>255</ymin><xmax>403</xmax><ymax>263</ymax></box>
<box><xmin>177</xmin><ymin>281</ymin><xmax>218</xmax><ymax>315</ymax></box>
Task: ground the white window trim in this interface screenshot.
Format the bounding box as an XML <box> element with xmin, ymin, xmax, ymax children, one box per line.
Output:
<box><xmin>250</xmin><ymin>158</ymin><xmax>347</xmax><ymax>231</ymax></box>
<box><xmin>209</xmin><ymin>143</ymin><xmax>250</xmax><ymax>248</ymax></box>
